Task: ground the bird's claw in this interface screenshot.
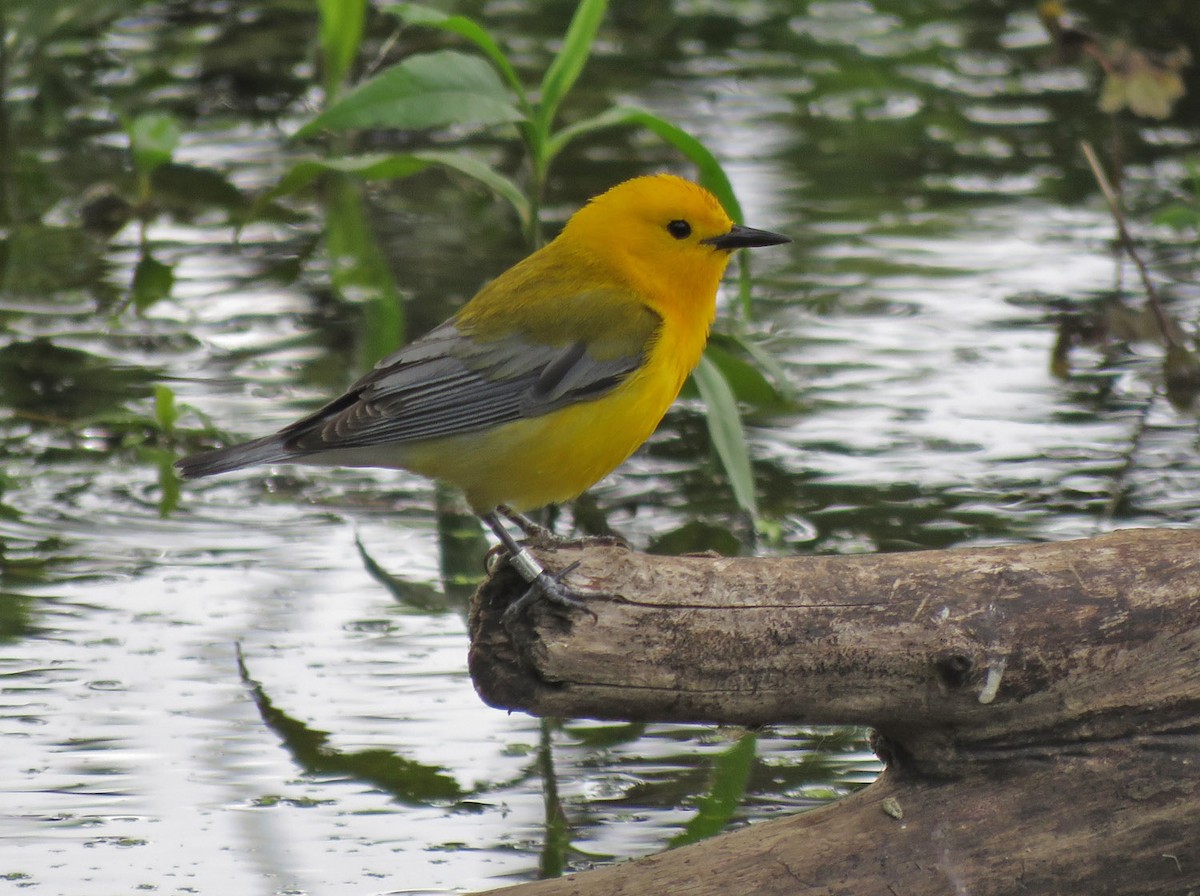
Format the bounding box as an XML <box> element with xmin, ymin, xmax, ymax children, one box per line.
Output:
<box><xmin>501</xmin><ymin>559</ymin><xmax>596</xmax><ymax>635</ymax></box>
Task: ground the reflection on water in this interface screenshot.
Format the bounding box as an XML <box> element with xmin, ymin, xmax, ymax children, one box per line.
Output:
<box><xmin>1</xmin><ymin>1</ymin><xmax>1198</xmax><ymax>893</ymax></box>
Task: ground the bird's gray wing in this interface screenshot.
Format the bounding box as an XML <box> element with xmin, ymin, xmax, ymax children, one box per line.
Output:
<box><xmin>282</xmin><ymin>305</ymin><xmax>660</xmax><ymax>453</ymax></box>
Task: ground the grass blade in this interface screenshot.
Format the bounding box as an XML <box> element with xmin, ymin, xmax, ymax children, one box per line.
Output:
<box><xmin>316</xmin><ymin>0</ymin><xmax>366</xmax><ymax>97</ymax></box>
<box><xmin>535</xmin><ymin>0</ymin><xmax>608</xmax><ymax>134</ymax></box>
<box><xmin>668</xmin><ymin>732</ymin><xmax>757</xmax><ymax>847</ymax></box>
<box><xmin>693</xmin><ymin>352</ymin><xmax>759</xmax><ymax>522</ymax></box>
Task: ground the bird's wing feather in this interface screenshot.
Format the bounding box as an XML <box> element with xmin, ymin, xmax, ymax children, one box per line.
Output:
<box><xmin>282</xmin><ymin>292</ymin><xmax>660</xmax><ymax>453</ymax></box>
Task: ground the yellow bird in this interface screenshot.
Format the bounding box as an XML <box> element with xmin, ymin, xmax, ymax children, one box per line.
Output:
<box><xmin>177</xmin><ymin>174</ymin><xmax>788</xmax><ymax>619</ymax></box>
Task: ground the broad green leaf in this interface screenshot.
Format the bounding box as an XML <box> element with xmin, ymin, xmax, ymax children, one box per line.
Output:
<box><xmin>561</xmin><ymin>721</ymin><xmax>647</xmax><ymax>749</ymax></box>
<box><xmin>265</xmin><ymin>152</ymin><xmax>531</xmax><ymax>232</ymax></box>
<box><xmin>703</xmin><ymin>340</ymin><xmax>787</xmax><ymax>409</ymax></box>
<box><xmin>693</xmin><ymin>352</ymin><xmax>759</xmax><ymax>522</ymax></box>
<box><xmin>295</xmin><ymin>50</ymin><xmax>523</xmax><ymax>138</ymax></box>
<box><xmin>264</xmin><ymin>151</ymin><xmax>529</xmax><ymax>231</ymax></box>
<box><xmin>268</xmin><ymin>153</ymin><xmax>435</xmax><ymax>201</ymax></box>
<box><xmin>317</xmin><ymin>0</ymin><xmax>367</xmax><ymax>97</ymax></box>
<box><xmin>413</xmin><ymin>151</ymin><xmax>532</xmax><ymax>231</ymax></box>
<box><xmin>150</xmin><ymin>163</ymin><xmax>249</xmax><ymax>218</ymax></box>
<box><xmin>383</xmin><ymin>3</ymin><xmax>529</xmax><ymax>108</ymax></box>
<box><xmin>536</xmin><ymin>0</ymin><xmax>607</xmax><ymax>133</ymax></box>
<box><xmin>132</xmin><ymin>252</ymin><xmax>174</xmax><ymax>311</ymax></box>
<box><xmin>668</xmin><ymin>732</ymin><xmax>757</xmax><ymax>847</ymax></box>
<box><xmin>710</xmin><ymin>331</ymin><xmax>797</xmax><ymax>404</ymax></box>
<box><xmin>128</xmin><ymin>112</ymin><xmax>180</xmax><ymax>177</ymax></box>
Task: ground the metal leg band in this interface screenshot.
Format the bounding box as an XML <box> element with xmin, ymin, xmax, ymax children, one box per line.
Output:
<box><xmin>508</xmin><ymin>547</ymin><xmax>546</xmax><ymax>583</ymax></box>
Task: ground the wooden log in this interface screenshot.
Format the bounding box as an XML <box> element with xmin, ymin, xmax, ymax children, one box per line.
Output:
<box><xmin>467</xmin><ymin>528</ymin><xmax>1200</xmax><ymax>895</ymax></box>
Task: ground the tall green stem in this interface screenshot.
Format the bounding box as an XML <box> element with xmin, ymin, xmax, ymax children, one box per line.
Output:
<box><xmin>0</xmin><ymin>0</ymin><xmax>12</xmax><ymax>223</ymax></box>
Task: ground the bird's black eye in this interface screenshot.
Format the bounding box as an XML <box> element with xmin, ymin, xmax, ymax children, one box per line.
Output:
<box><xmin>667</xmin><ymin>219</ymin><xmax>692</xmax><ymax>240</ymax></box>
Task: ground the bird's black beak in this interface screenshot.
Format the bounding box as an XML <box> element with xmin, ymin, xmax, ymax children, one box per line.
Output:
<box><xmin>702</xmin><ymin>223</ymin><xmax>791</xmax><ymax>251</ymax></box>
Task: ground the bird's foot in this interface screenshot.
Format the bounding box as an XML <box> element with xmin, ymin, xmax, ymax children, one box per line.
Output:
<box><xmin>500</xmin><ymin>559</ymin><xmax>596</xmax><ymax>634</ymax></box>
<box><xmin>482</xmin><ymin>511</ymin><xmax>606</xmax><ymax>643</ymax></box>
<box><xmin>497</xmin><ymin>505</ymin><xmax>557</xmax><ymax>543</ymax></box>
<box><xmin>497</xmin><ymin>505</ymin><xmax>631</xmax><ymax>551</ymax></box>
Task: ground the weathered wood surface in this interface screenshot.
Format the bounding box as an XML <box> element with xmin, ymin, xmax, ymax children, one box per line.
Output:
<box><xmin>468</xmin><ymin>528</ymin><xmax>1200</xmax><ymax>895</ymax></box>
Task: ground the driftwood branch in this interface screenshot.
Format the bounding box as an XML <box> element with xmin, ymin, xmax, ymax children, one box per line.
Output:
<box><xmin>468</xmin><ymin>528</ymin><xmax>1200</xmax><ymax>895</ymax></box>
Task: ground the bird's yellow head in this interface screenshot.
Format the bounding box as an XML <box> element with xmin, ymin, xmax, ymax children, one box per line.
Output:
<box><xmin>556</xmin><ymin>174</ymin><xmax>789</xmax><ymax>324</ymax></box>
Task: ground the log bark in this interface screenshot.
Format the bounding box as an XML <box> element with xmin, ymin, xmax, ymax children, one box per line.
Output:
<box><xmin>467</xmin><ymin>528</ymin><xmax>1200</xmax><ymax>895</ymax></box>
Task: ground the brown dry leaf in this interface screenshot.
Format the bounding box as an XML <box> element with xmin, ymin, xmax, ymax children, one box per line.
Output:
<box><xmin>1097</xmin><ymin>44</ymin><xmax>1190</xmax><ymax>119</ymax></box>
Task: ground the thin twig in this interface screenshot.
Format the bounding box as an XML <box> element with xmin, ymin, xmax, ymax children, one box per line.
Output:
<box><xmin>364</xmin><ymin>25</ymin><xmax>402</xmax><ymax>80</ymax></box>
<box><xmin>1079</xmin><ymin>140</ymin><xmax>1181</xmax><ymax>350</ymax></box>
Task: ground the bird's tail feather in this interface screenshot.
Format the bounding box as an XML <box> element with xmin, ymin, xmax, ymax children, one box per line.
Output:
<box><xmin>175</xmin><ymin>435</ymin><xmax>292</xmax><ymax>480</ymax></box>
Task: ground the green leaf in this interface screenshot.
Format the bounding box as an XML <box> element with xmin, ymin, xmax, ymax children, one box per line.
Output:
<box><xmin>153</xmin><ymin>384</ymin><xmax>178</xmax><ymax>435</ymax></box>
<box><xmin>317</xmin><ymin>0</ymin><xmax>366</xmax><ymax>97</ymax></box>
<box><xmin>128</xmin><ymin>112</ymin><xmax>181</xmax><ymax>177</ymax></box>
<box><xmin>703</xmin><ymin>340</ymin><xmax>787</xmax><ymax>409</ymax></box>
<box><xmin>1153</xmin><ymin>202</ymin><xmax>1200</xmax><ymax>231</ymax></box>
<box><xmin>356</xmin><ymin>534</ymin><xmax>453</xmax><ymax>613</ymax></box>
<box><xmin>131</xmin><ymin>252</ymin><xmax>174</xmax><ymax>311</ymax></box>
<box><xmin>150</xmin><ymin>162</ymin><xmax>250</xmax><ymax>217</ymax></box>
<box><xmin>692</xmin><ymin>353</ymin><xmax>759</xmax><ymax>522</ymax></box>
<box><xmin>235</xmin><ymin>649</ymin><xmax>466</xmax><ymax>804</ymax></box>
<box><xmin>669</xmin><ymin>732</ymin><xmax>757</xmax><ymax>847</ymax></box>
<box><xmin>264</xmin><ymin>151</ymin><xmax>531</xmax><ymax>231</ymax></box>
<box><xmin>295</xmin><ymin>50</ymin><xmax>524</xmax><ymax>138</ymax></box>
<box><xmin>413</xmin><ymin>151</ymin><xmax>532</xmax><ymax>230</ymax></box>
<box><xmin>710</xmin><ymin>331</ymin><xmax>797</xmax><ymax>405</ymax></box>
<box><xmin>382</xmin><ymin>3</ymin><xmax>529</xmax><ymax>108</ymax></box>
<box><xmin>268</xmin><ymin>153</ymin><xmax>435</xmax><ymax>200</ymax></box>
<box><xmin>561</xmin><ymin>721</ymin><xmax>647</xmax><ymax>749</ymax></box>
<box><xmin>536</xmin><ymin>0</ymin><xmax>608</xmax><ymax>133</ymax></box>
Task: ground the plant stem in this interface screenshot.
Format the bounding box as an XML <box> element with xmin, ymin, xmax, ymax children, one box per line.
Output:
<box><xmin>1080</xmin><ymin>139</ymin><xmax>1180</xmax><ymax>351</ymax></box>
<box><xmin>0</xmin><ymin>0</ymin><xmax>12</xmax><ymax>223</ymax></box>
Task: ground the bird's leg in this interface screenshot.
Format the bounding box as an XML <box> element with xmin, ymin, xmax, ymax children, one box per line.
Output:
<box><xmin>496</xmin><ymin>505</ymin><xmax>557</xmax><ymax>543</ymax></box>
<box><xmin>482</xmin><ymin>512</ymin><xmax>592</xmax><ymax>628</ymax></box>
<box><xmin>497</xmin><ymin>504</ymin><xmax>630</xmax><ymax>550</ymax></box>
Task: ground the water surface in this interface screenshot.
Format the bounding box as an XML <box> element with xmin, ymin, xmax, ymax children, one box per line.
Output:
<box><xmin>1</xmin><ymin>1</ymin><xmax>1198</xmax><ymax>893</ymax></box>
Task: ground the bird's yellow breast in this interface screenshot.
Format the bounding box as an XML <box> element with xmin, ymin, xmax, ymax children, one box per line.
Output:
<box><xmin>399</xmin><ymin>319</ymin><xmax>701</xmax><ymax>512</ymax></box>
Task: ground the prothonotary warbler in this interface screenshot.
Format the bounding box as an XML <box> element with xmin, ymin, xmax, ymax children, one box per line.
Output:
<box><xmin>176</xmin><ymin>174</ymin><xmax>789</xmax><ymax>621</ymax></box>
